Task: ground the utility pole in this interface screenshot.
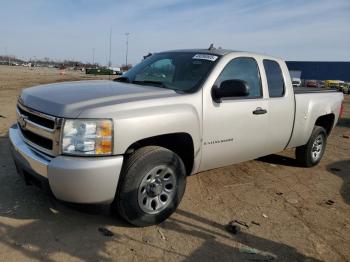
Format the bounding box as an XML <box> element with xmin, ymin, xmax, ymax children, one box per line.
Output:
<box><xmin>92</xmin><ymin>47</ymin><xmax>95</xmax><ymax>66</ymax></box>
<box><xmin>5</xmin><ymin>47</ymin><xmax>10</xmax><ymax>66</ymax></box>
<box><xmin>125</xmin><ymin>32</ymin><xmax>130</xmax><ymax>68</ymax></box>
<box><xmin>108</xmin><ymin>28</ymin><xmax>112</xmax><ymax>68</ymax></box>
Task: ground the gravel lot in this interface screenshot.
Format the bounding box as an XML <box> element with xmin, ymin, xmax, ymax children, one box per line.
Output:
<box><xmin>0</xmin><ymin>65</ymin><xmax>349</xmax><ymax>261</ymax></box>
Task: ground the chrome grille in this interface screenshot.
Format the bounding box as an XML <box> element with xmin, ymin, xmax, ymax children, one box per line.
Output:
<box><xmin>16</xmin><ymin>102</ymin><xmax>62</xmax><ymax>156</ymax></box>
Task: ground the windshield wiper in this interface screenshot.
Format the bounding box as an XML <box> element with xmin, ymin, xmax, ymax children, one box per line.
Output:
<box><xmin>113</xmin><ymin>76</ymin><xmax>130</xmax><ymax>83</ymax></box>
<box><xmin>132</xmin><ymin>80</ymin><xmax>169</xmax><ymax>89</ymax></box>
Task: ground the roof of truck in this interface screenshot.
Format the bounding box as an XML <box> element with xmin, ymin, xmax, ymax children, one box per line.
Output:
<box><xmin>158</xmin><ymin>48</ymin><xmax>280</xmax><ymax>60</ymax></box>
<box><xmin>160</xmin><ymin>48</ymin><xmax>235</xmax><ymax>56</ymax></box>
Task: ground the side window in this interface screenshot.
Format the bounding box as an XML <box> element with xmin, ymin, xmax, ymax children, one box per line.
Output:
<box><xmin>216</xmin><ymin>57</ymin><xmax>262</xmax><ymax>98</ymax></box>
<box><xmin>263</xmin><ymin>60</ymin><xmax>285</xmax><ymax>97</ymax></box>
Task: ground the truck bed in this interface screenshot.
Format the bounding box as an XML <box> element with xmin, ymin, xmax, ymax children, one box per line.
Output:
<box><xmin>287</xmin><ymin>89</ymin><xmax>343</xmax><ymax>149</ymax></box>
<box><xmin>293</xmin><ymin>87</ymin><xmax>338</xmax><ymax>94</ymax></box>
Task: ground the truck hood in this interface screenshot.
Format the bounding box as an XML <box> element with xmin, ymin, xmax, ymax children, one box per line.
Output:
<box><xmin>20</xmin><ymin>80</ymin><xmax>178</xmax><ymax>117</ymax></box>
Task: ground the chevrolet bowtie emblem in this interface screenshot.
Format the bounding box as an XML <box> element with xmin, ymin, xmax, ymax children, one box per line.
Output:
<box><xmin>18</xmin><ymin>115</ymin><xmax>28</xmax><ymax>129</ymax></box>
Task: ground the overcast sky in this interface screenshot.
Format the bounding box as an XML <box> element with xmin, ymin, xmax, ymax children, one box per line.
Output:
<box><xmin>1</xmin><ymin>0</ymin><xmax>349</xmax><ymax>65</ymax></box>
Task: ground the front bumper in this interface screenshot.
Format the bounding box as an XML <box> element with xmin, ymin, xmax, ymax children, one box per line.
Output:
<box><xmin>9</xmin><ymin>124</ymin><xmax>124</xmax><ymax>204</ymax></box>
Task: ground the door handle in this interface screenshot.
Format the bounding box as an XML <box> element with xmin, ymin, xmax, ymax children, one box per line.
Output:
<box><xmin>253</xmin><ymin>107</ymin><xmax>267</xmax><ymax>115</ymax></box>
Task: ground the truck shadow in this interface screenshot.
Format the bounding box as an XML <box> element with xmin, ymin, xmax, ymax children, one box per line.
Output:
<box><xmin>163</xmin><ymin>209</ymin><xmax>322</xmax><ymax>262</ymax></box>
<box><xmin>0</xmin><ymin>134</ymin><xmax>322</xmax><ymax>261</ymax></box>
<box><xmin>326</xmin><ymin>160</ymin><xmax>350</xmax><ymax>206</ymax></box>
<box><xmin>257</xmin><ymin>154</ymin><xmax>302</xmax><ymax>167</ymax></box>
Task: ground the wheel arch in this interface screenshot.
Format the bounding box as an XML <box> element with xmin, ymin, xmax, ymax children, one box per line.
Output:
<box><xmin>124</xmin><ymin>133</ymin><xmax>195</xmax><ymax>175</ymax></box>
<box><xmin>315</xmin><ymin>113</ymin><xmax>335</xmax><ymax>135</ymax></box>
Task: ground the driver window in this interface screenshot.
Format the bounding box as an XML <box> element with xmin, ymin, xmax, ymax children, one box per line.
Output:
<box><xmin>134</xmin><ymin>59</ymin><xmax>175</xmax><ymax>82</ymax></box>
<box><xmin>215</xmin><ymin>57</ymin><xmax>262</xmax><ymax>98</ymax></box>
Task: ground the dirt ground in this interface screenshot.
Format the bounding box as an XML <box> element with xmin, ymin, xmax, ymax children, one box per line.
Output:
<box><xmin>0</xmin><ymin>65</ymin><xmax>349</xmax><ymax>261</ymax></box>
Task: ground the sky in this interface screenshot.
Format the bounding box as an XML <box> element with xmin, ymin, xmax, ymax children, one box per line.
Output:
<box><xmin>1</xmin><ymin>0</ymin><xmax>349</xmax><ymax>66</ymax></box>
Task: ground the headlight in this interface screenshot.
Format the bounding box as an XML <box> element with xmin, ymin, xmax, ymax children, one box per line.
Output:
<box><xmin>62</xmin><ymin>119</ymin><xmax>113</xmax><ymax>155</ymax></box>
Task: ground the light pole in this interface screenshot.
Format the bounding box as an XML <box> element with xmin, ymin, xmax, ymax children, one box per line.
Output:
<box><xmin>5</xmin><ymin>47</ymin><xmax>10</xmax><ymax>66</ymax></box>
<box><xmin>92</xmin><ymin>47</ymin><xmax>95</xmax><ymax>66</ymax></box>
<box><xmin>108</xmin><ymin>28</ymin><xmax>112</xmax><ymax>68</ymax></box>
<box><xmin>125</xmin><ymin>32</ymin><xmax>130</xmax><ymax>68</ymax></box>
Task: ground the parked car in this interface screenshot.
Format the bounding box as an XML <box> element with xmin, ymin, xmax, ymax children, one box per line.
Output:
<box><xmin>306</xmin><ymin>80</ymin><xmax>317</xmax><ymax>88</ymax></box>
<box><xmin>317</xmin><ymin>80</ymin><xmax>325</xmax><ymax>88</ymax></box>
<box><xmin>342</xmin><ymin>82</ymin><xmax>350</xmax><ymax>94</ymax></box>
<box><xmin>292</xmin><ymin>77</ymin><xmax>301</xmax><ymax>87</ymax></box>
<box><xmin>10</xmin><ymin>49</ymin><xmax>344</xmax><ymax>226</ymax></box>
<box><xmin>325</xmin><ymin>80</ymin><xmax>341</xmax><ymax>89</ymax></box>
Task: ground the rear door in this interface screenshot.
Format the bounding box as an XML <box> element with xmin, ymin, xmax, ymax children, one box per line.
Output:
<box><xmin>200</xmin><ymin>56</ymin><xmax>269</xmax><ymax>171</ymax></box>
<box><xmin>263</xmin><ymin>59</ymin><xmax>295</xmax><ymax>153</ymax></box>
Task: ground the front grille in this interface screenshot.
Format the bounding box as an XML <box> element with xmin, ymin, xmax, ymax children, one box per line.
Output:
<box><xmin>17</xmin><ymin>102</ymin><xmax>61</xmax><ymax>156</ymax></box>
<box><xmin>20</xmin><ymin>126</ymin><xmax>53</xmax><ymax>150</ymax></box>
<box><xmin>17</xmin><ymin>106</ymin><xmax>55</xmax><ymax>129</ymax></box>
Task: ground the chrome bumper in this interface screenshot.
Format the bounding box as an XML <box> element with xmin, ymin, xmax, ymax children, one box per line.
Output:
<box><xmin>9</xmin><ymin>124</ymin><xmax>50</xmax><ymax>177</ymax></box>
<box><xmin>9</xmin><ymin>124</ymin><xmax>124</xmax><ymax>204</ymax></box>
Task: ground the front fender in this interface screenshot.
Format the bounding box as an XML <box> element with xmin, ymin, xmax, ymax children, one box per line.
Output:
<box><xmin>113</xmin><ymin>104</ymin><xmax>201</xmax><ymax>157</ymax></box>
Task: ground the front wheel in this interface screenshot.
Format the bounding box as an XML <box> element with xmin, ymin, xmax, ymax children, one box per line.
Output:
<box><xmin>114</xmin><ymin>146</ymin><xmax>186</xmax><ymax>227</ymax></box>
<box><xmin>295</xmin><ymin>126</ymin><xmax>327</xmax><ymax>167</ymax></box>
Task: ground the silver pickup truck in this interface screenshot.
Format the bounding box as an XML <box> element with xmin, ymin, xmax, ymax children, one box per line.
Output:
<box><xmin>10</xmin><ymin>49</ymin><xmax>344</xmax><ymax>226</ymax></box>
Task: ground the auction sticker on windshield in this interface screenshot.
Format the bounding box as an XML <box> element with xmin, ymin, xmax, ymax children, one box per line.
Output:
<box><xmin>193</xmin><ymin>54</ymin><xmax>218</xmax><ymax>61</ymax></box>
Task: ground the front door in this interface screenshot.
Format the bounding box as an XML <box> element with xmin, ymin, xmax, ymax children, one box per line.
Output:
<box><xmin>200</xmin><ymin>56</ymin><xmax>269</xmax><ymax>171</ymax></box>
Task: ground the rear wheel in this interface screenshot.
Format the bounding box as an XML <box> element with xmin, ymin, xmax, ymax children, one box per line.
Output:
<box><xmin>295</xmin><ymin>126</ymin><xmax>327</xmax><ymax>167</ymax></box>
<box><xmin>114</xmin><ymin>146</ymin><xmax>186</xmax><ymax>227</ymax></box>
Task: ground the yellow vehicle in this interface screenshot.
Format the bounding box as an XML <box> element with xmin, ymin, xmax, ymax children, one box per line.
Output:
<box><xmin>324</xmin><ymin>80</ymin><xmax>346</xmax><ymax>91</ymax></box>
<box><xmin>325</xmin><ymin>80</ymin><xmax>341</xmax><ymax>89</ymax></box>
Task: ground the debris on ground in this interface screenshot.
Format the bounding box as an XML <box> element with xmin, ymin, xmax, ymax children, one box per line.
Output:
<box><xmin>276</xmin><ymin>192</ymin><xmax>283</xmax><ymax>196</ymax></box>
<box><xmin>325</xmin><ymin>200</ymin><xmax>335</xmax><ymax>206</ymax></box>
<box><xmin>330</xmin><ymin>167</ymin><xmax>341</xmax><ymax>172</ymax></box>
<box><xmin>142</xmin><ymin>235</ymin><xmax>153</xmax><ymax>244</ymax></box>
<box><xmin>251</xmin><ymin>221</ymin><xmax>261</xmax><ymax>226</ymax></box>
<box><xmin>49</xmin><ymin>207</ymin><xmax>59</xmax><ymax>214</ymax></box>
<box><xmin>262</xmin><ymin>213</ymin><xmax>268</xmax><ymax>218</ymax></box>
<box><xmin>342</xmin><ymin>134</ymin><xmax>350</xmax><ymax>139</ymax></box>
<box><xmin>269</xmin><ymin>164</ymin><xmax>277</xmax><ymax>167</ymax></box>
<box><xmin>234</xmin><ymin>219</ymin><xmax>249</xmax><ymax>228</ymax></box>
<box><xmin>158</xmin><ymin>228</ymin><xmax>166</xmax><ymax>240</ymax></box>
<box><xmin>226</xmin><ymin>220</ymin><xmax>250</xmax><ymax>234</ymax></box>
<box><xmin>0</xmin><ymin>115</ymin><xmax>6</xmax><ymax>118</ymax></box>
<box><xmin>239</xmin><ymin>247</ymin><xmax>259</xmax><ymax>254</ymax></box>
<box><xmin>287</xmin><ymin>198</ymin><xmax>298</xmax><ymax>204</ymax></box>
<box><xmin>239</xmin><ymin>247</ymin><xmax>276</xmax><ymax>261</ymax></box>
<box><xmin>98</xmin><ymin>227</ymin><xmax>114</xmax><ymax>237</ymax></box>
<box><xmin>226</xmin><ymin>221</ymin><xmax>241</xmax><ymax>234</ymax></box>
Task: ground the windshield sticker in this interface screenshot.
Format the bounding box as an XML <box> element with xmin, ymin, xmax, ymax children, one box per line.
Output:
<box><xmin>193</xmin><ymin>54</ymin><xmax>218</xmax><ymax>61</ymax></box>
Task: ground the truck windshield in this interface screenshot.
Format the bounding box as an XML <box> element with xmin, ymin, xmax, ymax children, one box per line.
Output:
<box><xmin>115</xmin><ymin>52</ymin><xmax>220</xmax><ymax>92</ymax></box>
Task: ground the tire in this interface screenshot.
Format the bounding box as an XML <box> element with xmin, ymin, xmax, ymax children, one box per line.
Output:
<box><xmin>113</xmin><ymin>146</ymin><xmax>186</xmax><ymax>227</ymax></box>
<box><xmin>295</xmin><ymin>126</ymin><xmax>327</xmax><ymax>167</ymax></box>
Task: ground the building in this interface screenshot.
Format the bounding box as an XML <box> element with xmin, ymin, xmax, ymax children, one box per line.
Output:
<box><xmin>286</xmin><ymin>61</ymin><xmax>350</xmax><ymax>81</ymax></box>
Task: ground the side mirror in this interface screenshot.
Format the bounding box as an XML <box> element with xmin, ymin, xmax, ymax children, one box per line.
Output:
<box><xmin>211</xmin><ymin>79</ymin><xmax>250</xmax><ymax>103</ymax></box>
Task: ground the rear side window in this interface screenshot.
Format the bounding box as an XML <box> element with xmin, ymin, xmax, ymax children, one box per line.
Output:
<box><xmin>263</xmin><ymin>60</ymin><xmax>285</xmax><ymax>97</ymax></box>
<box><xmin>216</xmin><ymin>57</ymin><xmax>262</xmax><ymax>98</ymax></box>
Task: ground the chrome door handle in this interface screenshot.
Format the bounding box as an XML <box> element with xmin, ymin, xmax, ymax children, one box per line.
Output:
<box><xmin>253</xmin><ymin>107</ymin><xmax>267</xmax><ymax>115</ymax></box>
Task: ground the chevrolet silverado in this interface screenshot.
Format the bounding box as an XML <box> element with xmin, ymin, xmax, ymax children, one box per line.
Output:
<box><xmin>10</xmin><ymin>48</ymin><xmax>344</xmax><ymax>226</ymax></box>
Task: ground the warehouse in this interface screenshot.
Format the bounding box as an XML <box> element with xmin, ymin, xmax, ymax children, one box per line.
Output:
<box><xmin>286</xmin><ymin>61</ymin><xmax>350</xmax><ymax>81</ymax></box>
